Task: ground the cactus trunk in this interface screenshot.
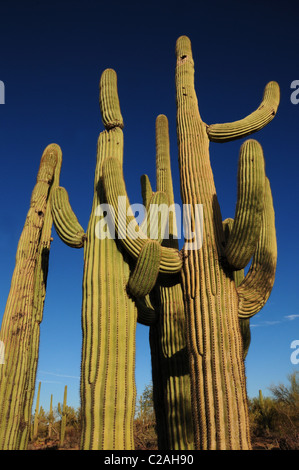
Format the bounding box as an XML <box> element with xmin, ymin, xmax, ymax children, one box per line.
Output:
<box><xmin>0</xmin><ymin>144</ymin><xmax>62</xmax><ymax>450</ymax></box>
<box><xmin>175</xmin><ymin>37</ymin><xmax>251</xmax><ymax>450</ymax></box>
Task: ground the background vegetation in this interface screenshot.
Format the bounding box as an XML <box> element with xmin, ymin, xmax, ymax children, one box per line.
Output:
<box><xmin>28</xmin><ymin>372</ymin><xmax>299</xmax><ymax>450</ymax></box>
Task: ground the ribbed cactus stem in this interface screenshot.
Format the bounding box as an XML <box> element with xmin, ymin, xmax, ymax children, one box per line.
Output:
<box><xmin>0</xmin><ymin>144</ymin><xmax>62</xmax><ymax>450</ymax></box>
<box><xmin>33</xmin><ymin>382</ymin><xmax>41</xmax><ymax>438</ymax></box>
<box><xmin>128</xmin><ymin>240</ymin><xmax>161</xmax><ymax>298</ymax></box>
<box><xmin>60</xmin><ymin>385</ymin><xmax>67</xmax><ymax>446</ymax></box>
<box><xmin>176</xmin><ymin>35</ymin><xmax>252</xmax><ymax>450</ymax></box>
<box><xmin>79</xmin><ymin>70</ymin><xmax>138</xmax><ymax>449</ymax></box>
<box><xmin>237</xmin><ymin>177</ymin><xmax>277</xmax><ymax>318</ymax></box>
<box><xmin>48</xmin><ymin>394</ymin><xmax>53</xmax><ymax>439</ymax></box>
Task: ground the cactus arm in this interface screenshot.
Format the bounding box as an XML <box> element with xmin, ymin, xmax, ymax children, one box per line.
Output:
<box><xmin>139</xmin><ymin>190</ymin><xmax>169</xmax><ymax>243</ymax></box>
<box><xmin>223</xmin><ymin>218</ymin><xmax>251</xmax><ymax>359</ymax></box>
<box><xmin>207</xmin><ymin>81</ymin><xmax>280</xmax><ymax>143</ymax></box>
<box><xmin>51</xmin><ymin>186</ymin><xmax>86</xmax><ymax>248</ymax></box>
<box><xmin>224</xmin><ymin>139</ymin><xmax>266</xmax><ymax>270</ymax></box>
<box><xmin>99</xmin><ymin>68</ymin><xmax>124</xmax><ymax>130</ymax></box>
<box><xmin>128</xmin><ymin>240</ymin><xmax>162</xmax><ymax>298</ymax></box>
<box><xmin>237</xmin><ymin>177</ymin><xmax>277</xmax><ymax>319</ymax></box>
<box><xmin>102</xmin><ymin>156</ymin><xmax>183</xmax><ymax>273</ymax></box>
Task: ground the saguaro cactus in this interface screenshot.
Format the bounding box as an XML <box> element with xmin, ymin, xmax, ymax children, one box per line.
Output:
<box><xmin>174</xmin><ymin>35</ymin><xmax>278</xmax><ymax>449</ymax></box>
<box><xmin>60</xmin><ymin>385</ymin><xmax>67</xmax><ymax>446</ymax></box>
<box><xmin>51</xmin><ymin>70</ymin><xmax>138</xmax><ymax>450</ymax></box>
<box><xmin>0</xmin><ymin>144</ymin><xmax>62</xmax><ymax>450</ymax></box>
<box><xmin>33</xmin><ymin>382</ymin><xmax>41</xmax><ymax>439</ymax></box>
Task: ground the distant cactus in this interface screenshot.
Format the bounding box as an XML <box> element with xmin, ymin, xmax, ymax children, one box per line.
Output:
<box><xmin>0</xmin><ymin>144</ymin><xmax>62</xmax><ymax>450</ymax></box>
<box><xmin>60</xmin><ymin>386</ymin><xmax>67</xmax><ymax>446</ymax></box>
<box><xmin>48</xmin><ymin>394</ymin><xmax>54</xmax><ymax>439</ymax></box>
<box><xmin>33</xmin><ymin>382</ymin><xmax>41</xmax><ymax>439</ymax></box>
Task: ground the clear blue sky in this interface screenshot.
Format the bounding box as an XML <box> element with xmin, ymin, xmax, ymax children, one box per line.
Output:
<box><xmin>0</xmin><ymin>0</ymin><xmax>298</xmax><ymax>413</ymax></box>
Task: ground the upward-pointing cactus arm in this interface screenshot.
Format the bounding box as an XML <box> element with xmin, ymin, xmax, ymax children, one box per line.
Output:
<box><xmin>207</xmin><ymin>81</ymin><xmax>280</xmax><ymax>143</ymax></box>
<box><xmin>224</xmin><ymin>139</ymin><xmax>266</xmax><ymax>270</ymax></box>
<box><xmin>237</xmin><ymin>177</ymin><xmax>277</xmax><ymax>319</ymax></box>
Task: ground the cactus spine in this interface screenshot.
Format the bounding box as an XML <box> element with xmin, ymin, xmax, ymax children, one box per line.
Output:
<box><xmin>51</xmin><ymin>70</ymin><xmax>138</xmax><ymax>449</ymax></box>
<box><xmin>175</xmin><ymin>36</ymin><xmax>278</xmax><ymax>449</ymax></box>
<box><xmin>0</xmin><ymin>144</ymin><xmax>62</xmax><ymax>450</ymax></box>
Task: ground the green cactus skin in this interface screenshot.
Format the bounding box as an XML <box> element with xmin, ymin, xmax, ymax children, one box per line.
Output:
<box><xmin>51</xmin><ymin>70</ymin><xmax>138</xmax><ymax>450</ymax></box>
<box><xmin>103</xmin><ymin>115</ymin><xmax>194</xmax><ymax>450</ymax></box>
<box><xmin>175</xmin><ymin>36</ymin><xmax>278</xmax><ymax>449</ymax></box>
<box><xmin>60</xmin><ymin>385</ymin><xmax>67</xmax><ymax>446</ymax></box>
<box><xmin>0</xmin><ymin>144</ymin><xmax>62</xmax><ymax>450</ymax></box>
<box><xmin>33</xmin><ymin>382</ymin><xmax>41</xmax><ymax>438</ymax></box>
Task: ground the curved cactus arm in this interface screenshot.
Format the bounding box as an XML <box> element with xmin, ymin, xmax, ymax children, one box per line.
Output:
<box><xmin>139</xmin><ymin>190</ymin><xmax>169</xmax><ymax>243</ymax></box>
<box><xmin>224</xmin><ymin>139</ymin><xmax>266</xmax><ymax>270</ymax></box>
<box><xmin>237</xmin><ymin>177</ymin><xmax>277</xmax><ymax>319</ymax></box>
<box><xmin>207</xmin><ymin>81</ymin><xmax>280</xmax><ymax>143</ymax></box>
<box><xmin>128</xmin><ymin>240</ymin><xmax>162</xmax><ymax>298</ymax></box>
<box><xmin>51</xmin><ymin>186</ymin><xmax>86</xmax><ymax>248</ymax></box>
<box><xmin>102</xmin><ymin>156</ymin><xmax>182</xmax><ymax>274</ymax></box>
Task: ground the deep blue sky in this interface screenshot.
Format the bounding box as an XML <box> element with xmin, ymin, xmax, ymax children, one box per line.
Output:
<box><xmin>0</xmin><ymin>0</ymin><xmax>298</xmax><ymax>412</ymax></box>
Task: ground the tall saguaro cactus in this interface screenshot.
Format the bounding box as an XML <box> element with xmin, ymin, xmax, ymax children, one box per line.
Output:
<box><xmin>174</xmin><ymin>36</ymin><xmax>278</xmax><ymax>449</ymax></box>
<box><xmin>0</xmin><ymin>144</ymin><xmax>62</xmax><ymax>450</ymax></box>
<box><xmin>51</xmin><ymin>70</ymin><xmax>138</xmax><ymax>450</ymax></box>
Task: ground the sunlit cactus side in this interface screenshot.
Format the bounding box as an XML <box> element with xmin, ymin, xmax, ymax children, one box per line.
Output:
<box><xmin>60</xmin><ymin>385</ymin><xmax>67</xmax><ymax>446</ymax></box>
<box><xmin>51</xmin><ymin>69</ymin><xmax>138</xmax><ymax>450</ymax></box>
<box><xmin>175</xmin><ymin>35</ymin><xmax>278</xmax><ymax>449</ymax></box>
<box><xmin>0</xmin><ymin>144</ymin><xmax>62</xmax><ymax>450</ymax></box>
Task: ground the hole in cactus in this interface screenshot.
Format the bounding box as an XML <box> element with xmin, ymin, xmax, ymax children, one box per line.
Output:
<box><xmin>181</xmin><ymin>55</ymin><xmax>187</xmax><ymax>60</ymax></box>
<box><xmin>38</xmin><ymin>211</ymin><xmax>44</xmax><ymax>217</ymax></box>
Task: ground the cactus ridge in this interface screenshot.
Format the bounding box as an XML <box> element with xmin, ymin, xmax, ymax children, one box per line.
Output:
<box><xmin>207</xmin><ymin>81</ymin><xmax>280</xmax><ymax>142</ymax></box>
<box><xmin>128</xmin><ymin>240</ymin><xmax>161</xmax><ymax>298</ymax></box>
<box><xmin>237</xmin><ymin>177</ymin><xmax>277</xmax><ymax>318</ymax></box>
